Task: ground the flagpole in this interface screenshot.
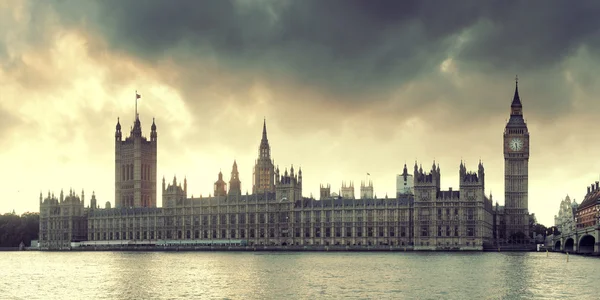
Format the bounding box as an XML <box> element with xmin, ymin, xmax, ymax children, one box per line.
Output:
<box><xmin>135</xmin><ymin>90</ymin><xmax>138</xmax><ymax>119</ymax></box>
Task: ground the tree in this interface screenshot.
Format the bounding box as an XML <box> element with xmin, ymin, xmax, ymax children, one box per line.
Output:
<box><xmin>0</xmin><ymin>212</ymin><xmax>39</xmax><ymax>247</ymax></box>
<box><xmin>531</xmin><ymin>223</ymin><xmax>547</xmax><ymax>238</ymax></box>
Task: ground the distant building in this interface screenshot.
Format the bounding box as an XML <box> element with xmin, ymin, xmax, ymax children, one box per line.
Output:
<box><xmin>214</xmin><ymin>171</ymin><xmax>227</xmax><ymax>197</ymax></box>
<box><xmin>39</xmin><ymin>82</ymin><xmax>532</xmax><ymax>251</ymax></box>
<box><xmin>253</xmin><ymin>119</ymin><xmax>276</xmax><ymax>194</ymax></box>
<box><xmin>360</xmin><ymin>180</ymin><xmax>373</xmax><ymax>199</ymax></box>
<box><xmin>397</xmin><ymin>164</ymin><xmax>414</xmax><ymax>196</ymax></box>
<box><xmin>38</xmin><ymin>189</ymin><xmax>89</xmax><ymax>249</ymax></box>
<box><xmin>552</xmin><ymin>181</ymin><xmax>599</xmax><ymax>254</ymax></box>
<box><xmin>228</xmin><ymin>160</ymin><xmax>241</xmax><ymax>197</ymax></box>
<box><xmin>320</xmin><ymin>184</ymin><xmax>331</xmax><ymax>200</ymax></box>
<box><xmin>340</xmin><ymin>182</ymin><xmax>355</xmax><ymax>199</ymax></box>
<box><xmin>412</xmin><ymin>160</ymin><xmax>494</xmax><ymax>250</ymax></box>
<box><xmin>554</xmin><ymin>195</ymin><xmax>577</xmax><ymax>236</ymax></box>
<box><xmin>576</xmin><ymin>182</ymin><xmax>600</xmax><ymax>229</ymax></box>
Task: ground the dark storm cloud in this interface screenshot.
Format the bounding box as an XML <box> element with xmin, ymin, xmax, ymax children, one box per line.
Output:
<box><xmin>457</xmin><ymin>1</ymin><xmax>600</xmax><ymax>71</ymax></box>
<box><xmin>45</xmin><ymin>0</ymin><xmax>600</xmax><ymax>94</ymax></box>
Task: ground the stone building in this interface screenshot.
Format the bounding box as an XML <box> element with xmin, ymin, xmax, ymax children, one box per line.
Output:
<box><xmin>412</xmin><ymin>161</ymin><xmax>494</xmax><ymax>250</ymax></box>
<box><xmin>552</xmin><ymin>181</ymin><xmax>600</xmax><ymax>254</ymax></box>
<box><xmin>228</xmin><ymin>160</ymin><xmax>241</xmax><ymax>197</ymax></box>
<box><xmin>340</xmin><ymin>182</ymin><xmax>355</xmax><ymax>199</ymax></box>
<box><xmin>319</xmin><ymin>184</ymin><xmax>331</xmax><ymax>200</ymax></box>
<box><xmin>38</xmin><ymin>189</ymin><xmax>89</xmax><ymax>249</ymax></box>
<box><xmin>41</xmin><ymin>82</ymin><xmax>534</xmax><ymax>250</ymax></box>
<box><xmin>397</xmin><ymin>164</ymin><xmax>414</xmax><ymax>196</ymax></box>
<box><xmin>503</xmin><ymin>79</ymin><xmax>531</xmax><ymax>243</ymax></box>
<box><xmin>83</xmin><ymin>161</ymin><xmax>493</xmax><ymax>249</ymax></box>
<box><xmin>114</xmin><ymin>109</ymin><xmax>157</xmax><ymax>208</ymax></box>
<box><xmin>253</xmin><ymin>119</ymin><xmax>275</xmax><ymax>194</ymax></box>
<box><xmin>576</xmin><ymin>182</ymin><xmax>600</xmax><ymax>229</ymax></box>
<box><xmin>554</xmin><ymin>195</ymin><xmax>578</xmax><ymax>236</ymax></box>
<box><xmin>360</xmin><ymin>180</ymin><xmax>374</xmax><ymax>199</ymax></box>
<box><xmin>37</xmin><ymin>112</ymin><xmax>502</xmax><ymax>250</ymax></box>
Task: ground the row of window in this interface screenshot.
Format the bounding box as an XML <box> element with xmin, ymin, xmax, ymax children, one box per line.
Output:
<box><xmin>90</xmin><ymin>226</ymin><xmax>415</xmax><ymax>241</ymax></box>
<box><xmin>420</xmin><ymin>226</ymin><xmax>476</xmax><ymax>237</ymax></box>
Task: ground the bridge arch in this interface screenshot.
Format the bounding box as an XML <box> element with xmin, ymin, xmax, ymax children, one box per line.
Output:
<box><xmin>554</xmin><ymin>240</ymin><xmax>561</xmax><ymax>251</ymax></box>
<box><xmin>578</xmin><ymin>235</ymin><xmax>595</xmax><ymax>254</ymax></box>
<box><xmin>564</xmin><ymin>238</ymin><xmax>574</xmax><ymax>252</ymax></box>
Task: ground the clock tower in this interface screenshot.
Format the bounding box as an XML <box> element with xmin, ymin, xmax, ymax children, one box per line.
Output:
<box><xmin>503</xmin><ymin>78</ymin><xmax>530</xmax><ymax>243</ymax></box>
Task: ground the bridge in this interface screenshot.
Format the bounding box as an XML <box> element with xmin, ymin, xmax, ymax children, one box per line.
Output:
<box><xmin>552</xmin><ymin>226</ymin><xmax>599</xmax><ymax>255</ymax></box>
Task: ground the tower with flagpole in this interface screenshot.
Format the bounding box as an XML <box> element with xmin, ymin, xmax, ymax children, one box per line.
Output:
<box><xmin>360</xmin><ymin>172</ymin><xmax>374</xmax><ymax>199</ymax></box>
<box><xmin>114</xmin><ymin>91</ymin><xmax>158</xmax><ymax>208</ymax></box>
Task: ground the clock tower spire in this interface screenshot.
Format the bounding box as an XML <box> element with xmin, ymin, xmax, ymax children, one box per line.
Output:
<box><xmin>511</xmin><ymin>75</ymin><xmax>523</xmax><ymax>116</ymax></box>
<box><xmin>503</xmin><ymin>76</ymin><xmax>530</xmax><ymax>245</ymax></box>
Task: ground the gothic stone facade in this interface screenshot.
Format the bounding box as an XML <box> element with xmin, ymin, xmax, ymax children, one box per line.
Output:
<box><xmin>554</xmin><ymin>195</ymin><xmax>578</xmax><ymax>236</ymax></box>
<box><xmin>413</xmin><ymin>161</ymin><xmax>494</xmax><ymax>250</ymax></box>
<box><xmin>38</xmin><ymin>190</ymin><xmax>89</xmax><ymax>249</ymax></box>
<box><xmin>503</xmin><ymin>81</ymin><xmax>530</xmax><ymax>242</ymax></box>
<box><xmin>83</xmin><ymin>160</ymin><xmax>492</xmax><ymax>250</ymax></box>
<box><xmin>41</xmin><ymin>86</ymin><xmax>534</xmax><ymax>250</ymax></box>
<box><xmin>114</xmin><ymin>115</ymin><xmax>157</xmax><ymax>208</ymax></box>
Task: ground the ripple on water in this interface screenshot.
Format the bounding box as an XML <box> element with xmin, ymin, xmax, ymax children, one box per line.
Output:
<box><xmin>0</xmin><ymin>251</ymin><xmax>597</xmax><ymax>299</ymax></box>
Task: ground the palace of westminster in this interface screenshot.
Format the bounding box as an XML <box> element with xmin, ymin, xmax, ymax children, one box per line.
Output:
<box><xmin>39</xmin><ymin>82</ymin><xmax>534</xmax><ymax>250</ymax></box>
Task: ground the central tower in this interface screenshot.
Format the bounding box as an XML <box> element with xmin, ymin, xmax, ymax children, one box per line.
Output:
<box><xmin>253</xmin><ymin>119</ymin><xmax>275</xmax><ymax>194</ymax></box>
<box><xmin>115</xmin><ymin>93</ymin><xmax>157</xmax><ymax>208</ymax></box>
<box><xmin>503</xmin><ymin>79</ymin><xmax>530</xmax><ymax>243</ymax></box>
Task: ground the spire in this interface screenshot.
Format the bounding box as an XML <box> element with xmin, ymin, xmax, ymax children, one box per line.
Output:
<box><xmin>258</xmin><ymin>118</ymin><xmax>271</xmax><ymax>159</ymax></box>
<box><xmin>262</xmin><ymin>118</ymin><xmax>268</xmax><ymax>141</ymax></box>
<box><xmin>151</xmin><ymin>117</ymin><xmax>156</xmax><ymax>131</ymax></box>
<box><xmin>511</xmin><ymin>75</ymin><xmax>522</xmax><ymax>112</ymax></box>
<box><xmin>116</xmin><ymin>117</ymin><xmax>121</xmax><ymax>131</ymax></box>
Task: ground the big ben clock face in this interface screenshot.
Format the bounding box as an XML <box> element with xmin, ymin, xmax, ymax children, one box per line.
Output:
<box><xmin>509</xmin><ymin>138</ymin><xmax>524</xmax><ymax>151</ymax></box>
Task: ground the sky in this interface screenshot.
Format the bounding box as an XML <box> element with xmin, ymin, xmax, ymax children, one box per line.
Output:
<box><xmin>1</xmin><ymin>0</ymin><xmax>600</xmax><ymax>225</ymax></box>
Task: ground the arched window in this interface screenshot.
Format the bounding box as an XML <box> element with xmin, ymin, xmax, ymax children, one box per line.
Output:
<box><xmin>122</xmin><ymin>165</ymin><xmax>126</xmax><ymax>181</ymax></box>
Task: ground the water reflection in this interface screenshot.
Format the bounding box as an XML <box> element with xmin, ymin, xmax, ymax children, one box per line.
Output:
<box><xmin>1</xmin><ymin>251</ymin><xmax>597</xmax><ymax>299</ymax></box>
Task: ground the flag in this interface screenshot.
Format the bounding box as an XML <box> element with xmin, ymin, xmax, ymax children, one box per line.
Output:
<box><xmin>136</xmin><ymin>92</ymin><xmax>141</xmax><ymax>99</ymax></box>
<box><xmin>367</xmin><ymin>173</ymin><xmax>370</xmax><ymax>176</ymax></box>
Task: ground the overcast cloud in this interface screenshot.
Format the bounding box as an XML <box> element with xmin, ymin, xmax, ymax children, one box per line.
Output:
<box><xmin>2</xmin><ymin>0</ymin><xmax>600</xmax><ymax>225</ymax></box>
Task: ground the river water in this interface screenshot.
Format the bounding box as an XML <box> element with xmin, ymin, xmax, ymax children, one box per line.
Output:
<box><xmin>0</xmin><ymin>251</ymin><xmax>595</xmax><ymax>299</ymax></box>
